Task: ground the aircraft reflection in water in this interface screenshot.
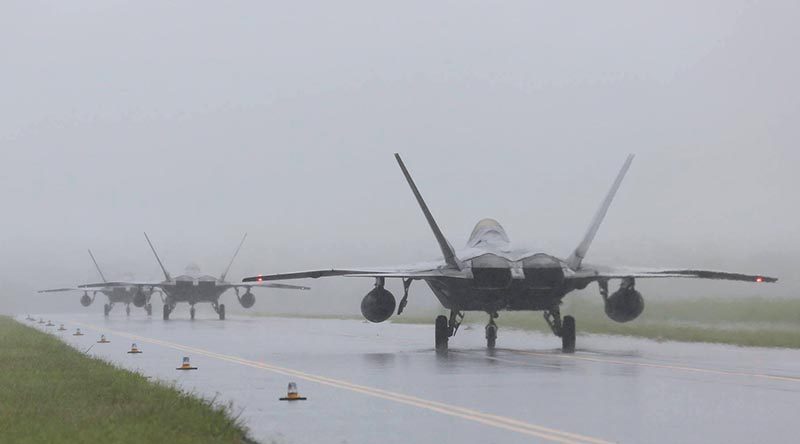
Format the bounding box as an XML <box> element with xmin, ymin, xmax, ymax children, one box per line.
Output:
<box><xmin>81</xmin><ymin>233</ymin><xmax>309</xmax><ymax>320</ymax></box>
<box><xmin>40</xmin><ymin>249</ymin><xmax>158</xmax><ymax>316</ymax></box>
<box><xmin>246</xmin><ymin>154</ymin><xmax>777</xmax><ymax>352</ymax></box>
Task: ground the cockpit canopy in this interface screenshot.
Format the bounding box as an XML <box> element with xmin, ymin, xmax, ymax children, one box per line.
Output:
<box><xmin>467</xmin><ymin>218</ymin><xmax>510</xmax><ymax>248</ymax></box>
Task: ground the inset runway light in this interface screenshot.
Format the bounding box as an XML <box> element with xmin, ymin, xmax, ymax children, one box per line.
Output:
<box><xmin>58</xmin><ymin>324</ymin><xmax>66</xmax><ymax>331</ymax></box>
<box><xmin>127</xmin><ymin>343</ymin><xmax>142</xmax><ymax>354</ymax></box>
<box><xmin>97</xmin><ymin>334</ymin><xmax>110</xmax><ymax>344</ymax></box>
<box><xmin>279</xmin><ymin>382</ymin><xmax>307</xmax><ymax>401</ymax></box>
<box><xmin>176</xmin><ymin>356</ymin><xmax>198</xmax><ymax>370</ymax></box>
<box><xmin>73</xmin><ymin>328</ymin><xmax>84</xmax><ymax>336</ymax></box>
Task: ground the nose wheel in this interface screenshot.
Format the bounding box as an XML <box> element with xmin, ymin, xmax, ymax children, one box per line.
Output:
<box><xmin>485</xmin><ymin>318</ymin><xmax>498</xmax><ymax>349</ymax></box>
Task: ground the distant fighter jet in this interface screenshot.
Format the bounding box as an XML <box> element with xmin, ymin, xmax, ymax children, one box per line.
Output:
<box><xmin>40</xmin><ymin>249</ymin><xmax>158</xmax><ymax>316</ymax></box>
<box><xmin>244</xmin><ymin>154</ymin><xmax>777</xmax><ymax>352</ymax></box>
<box><xmin>82</xmin><ymin>233</ymin><xmax>309</xmax><ymax>320</ymax></box>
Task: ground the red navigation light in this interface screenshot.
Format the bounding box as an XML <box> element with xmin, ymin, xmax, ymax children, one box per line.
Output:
<box><xmin>257</xmin><ymin>276</ymin><xmax>263</xmax><ymax>282</ymax></box>
<box><xmin>755</xmin><ymin>277</ymin><xmax>764</xmax><ymax>283</ymax></box>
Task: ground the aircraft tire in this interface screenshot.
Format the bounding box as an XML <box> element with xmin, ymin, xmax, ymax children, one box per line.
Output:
<box><xmin>103</xmin><ymin>304</ymin><xmax>110</xmax><ymax>317</ymax></box>
<box><xmin>145</xmin><ymin>304</ymin><xmax>152</xmax><ymax>316</ymax></box>
<box><xmin>163</xmin><ymin>304</ymin><xmax>170</xmax><ymax>321</ymax></box>
<box><xmin>218</xmin><ymin>304</ymin><xmax>226</xmax><ymax>320</ymax></box>
<box><xmin>435</xmin><ymin>315</ymin><xmax>448</xmax><ymax>351</ymax></box>
<box><xmin>562</xmin><ymin>315</ymin><xmax>576</xmax><ymax>353</ymax></box>
<box><xmin>190</xmin><ymin>306</ymin><xmax>195</xmax><ymax>320</ymax></box>
<box><xmin>126</xmin><ymin>305</ymin><xmax>131</xmax><ymax>316</ymax></box>
<box><xmin>486</xmin><ymin>323</ymin><xmax>497</xmax><ymax>349</ymax></box>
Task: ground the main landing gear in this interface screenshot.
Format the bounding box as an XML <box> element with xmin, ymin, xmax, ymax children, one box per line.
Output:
<box><xmin>434</xmin><ymin>310</ymin><xmax>464</xmax><ymax>351</ymax></box>
<box><xmin>145</xmin><ymin>303</ymin><xmax>152</xmax><ymax>317</ymax></box>
<box><xmin>103</xmin><ymin>303</ymin><xmax>114</xmax><ymax>317</ymax></box>
<box><xmin>212</xmin><ymin>302</ymin><xmax>226</xmax><ymax>320</ymax></box>
<box><xmin>544</xmin><ymin>306</ymin><xmax>576</xmax><ymax>353</ymax></box>
<box><xmin>125</xmin><ymin>304</ymin><xmax>131</xmax><ymax>316</ymax></box>
<box><xmin>163</xmin><ymin>304</ymin><xmax>173</xmax><ymax>321</ymax></box>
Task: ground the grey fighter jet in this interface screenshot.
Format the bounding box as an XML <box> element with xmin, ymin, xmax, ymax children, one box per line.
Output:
<box><xmin>244</xmin><ymin>154</ymin><xmax>777</xmax><ymax>352</ymax></box>
<box><xmin>39</xmin><ymin>249</ymin><xmax>158</xmax><ymax>316</ymax></box>
<box><xmin>81</xmin><ymin>233</ymin><xmax>309</xmax><ymax>320</ymax></box>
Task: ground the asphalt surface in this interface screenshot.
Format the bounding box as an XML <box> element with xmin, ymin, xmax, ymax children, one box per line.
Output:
<box><xmin>20</xmin><ymin>312</ymin><xmax>800</xmax><ymax>444</ymax></box>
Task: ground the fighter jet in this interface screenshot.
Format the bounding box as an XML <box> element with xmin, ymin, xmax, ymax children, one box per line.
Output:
<box><xmin>39</xmin><ymin>249</ymin><xmax>158</xmax><ymax>316</ymax></box>
<box><xmin>243</xmin><ymin>154</ymin><xmax>777</xmax><ymax>352</ymax></box>
<box><xmin>82</xmin><ymin>233</ymin><xmax>309</xmax><ymax>320</ymax></box>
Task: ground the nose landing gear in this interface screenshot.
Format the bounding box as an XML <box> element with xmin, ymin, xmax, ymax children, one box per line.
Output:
<box><xmin>485</xmin><ymin>314</ymin><xmax>498</xmax><ymax>349</ymax></box>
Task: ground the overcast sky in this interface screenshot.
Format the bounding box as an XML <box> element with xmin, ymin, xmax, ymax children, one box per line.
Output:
<box><xmin>1</xmin><ymin>1</ymin><xmax>797</xmax><ymax>316</ymax></box>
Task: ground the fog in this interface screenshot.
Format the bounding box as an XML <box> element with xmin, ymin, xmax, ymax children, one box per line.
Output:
<box><xmin>1</xmin><ymin>1</ymin><xmax>797</xmax><ymax>316</ymax></box>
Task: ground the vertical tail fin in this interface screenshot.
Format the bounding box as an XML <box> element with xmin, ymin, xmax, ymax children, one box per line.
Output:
<box><xmin>394</xmin><ymin>153</ymin><xmax>460</xmax><ymax>269</ymax></box>
<box><xmin>87</xmin><ymin>249</ymin><xmax>108</xmax><ymax>283</ymax></box>
<box><xmin>144</xmin><ymin>232</ymin><xmax>171</xmax><ymax>281</ymax></box>
<box><xmin>566</xmin><ymin>154</ymin><xmax>634</xmax><ymax>270</ymax></box>
<box><xmin>220</xmin><ymin>233</ymin><xmax>247</xmax><ymax>282</ymax></box>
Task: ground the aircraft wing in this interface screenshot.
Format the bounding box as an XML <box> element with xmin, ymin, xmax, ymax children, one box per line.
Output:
<box><xmin>225</xmin><ymin>282</ymin><xmax>312</xmax><ymax>291</ymax></box>
<box><xmin>38</xmin><ymin>287</ymin><xmax>84</xmax><ymax>293</ymax></box>
<box><xmin>78</xmin><ymin>281</ymin><xmax>162</xmax><ymax>289</ymax></box>
<box><xmin>243</xmin><ymin>265</ymin><xmax>469</xmax><ymax>282</ymax></box>
<box><xmin>569</xmin><ymin>265</ymin><xmax>778</xmax><ymax>283</ymax></box>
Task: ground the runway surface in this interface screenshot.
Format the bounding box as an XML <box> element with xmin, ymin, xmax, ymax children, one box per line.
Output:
<box><xmin>21</xmin><ymin>312</ymin><xmax>800</xmax><ymax>444</ymax></box>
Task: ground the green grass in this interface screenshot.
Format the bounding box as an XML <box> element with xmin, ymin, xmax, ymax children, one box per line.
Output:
<box><xmin>0</xmin><ymin>316</ymin><xmax>254</xmax><ymax>444</ymax></box>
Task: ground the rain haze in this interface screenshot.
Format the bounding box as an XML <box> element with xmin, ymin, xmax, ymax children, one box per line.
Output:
<box><xmin>1</xmin><ymin>1</ymin><xmax>797</xmax><ymax>316</ymax></box>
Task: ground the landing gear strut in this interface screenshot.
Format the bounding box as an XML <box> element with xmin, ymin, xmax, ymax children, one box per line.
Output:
<box><xmin>104</xmin><ymin>303</ymin><xmax>112</xmax><ymax>317</ymax></box>
<box><xmin>145</xmin><ymin>303</ymin><xmax>152</xmax><ymax>316</ymax></box>
<box><xmin>543</xmin><ymin>306</ymin><xmax>576</xmax><ymax>353</ymax></box>
<box><xmin>189</xmin><ymin>306</ymin><xmax>196</xmax><ymax>320</ymax></box>
<box><xmin>126</xmin><ymin>304</ymin><xmax>131</xmax><ymax>316</ymax></box>
<box><xmin>397</xmin><ymin>278</ymin><xmax>413</xmax><ymax>315</ymax></box>
<box><xmin>434</xmin><ymin>310</ymin><xmax>464</xmax><ymax>351</ymax></box>
<box><xmin>212</xmin><ymin>302</ymin><xmax>225</xmax><ymax>320</ymax></box>
<box><xmin>163</xmin><ymin>304</ymin><xmax>172</xmax><ymax>321</ymax></box>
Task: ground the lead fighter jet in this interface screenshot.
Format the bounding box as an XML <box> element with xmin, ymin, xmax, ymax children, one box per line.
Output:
<box><xmin>81</xmin><ymin>233</ymin><xmax>309</xmax><ymax>320</ymax></box>
<box><xmin>244</xmin><ymin>154</ymin><xmax>777</xmax><ymax>352</ymax></box>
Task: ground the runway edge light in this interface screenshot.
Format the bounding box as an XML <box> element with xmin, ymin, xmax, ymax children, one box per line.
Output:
<box><xmin>176</xmin><ymin>356</ymin><xmax>198</xmax><ymax>370</ymax></box>
<box><xmin>97</xmin><ymin>334</ymin><xmax>110</xmax><ymax>344</ymax></box>
<box><xmin>73</xmin><ymin>328</ymin><xmax>83</xmax><ymax>336</ymax></box>
<box><xmin>127</xmin><ymin>343</ymin><xmax>142</xmax><ymax>354</ymax></box>
<box><xmin>58</xmin><ymin>324</ymin><xmax>66</xmax><ymax>331</ymax></box>
<box><xmin>279</xmin><ymin>382</ymin><xmax>307</xmax><ymax>401</ymax></box>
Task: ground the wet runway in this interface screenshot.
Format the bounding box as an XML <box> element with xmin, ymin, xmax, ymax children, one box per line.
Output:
<box><xmin>21</xmin><ymin>313</ymin><xmax>800</xmax><ymax>444</ymax></box>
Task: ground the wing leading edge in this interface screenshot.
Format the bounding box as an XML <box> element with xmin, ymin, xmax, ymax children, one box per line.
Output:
<box><xmin>569</xmin><ymin>265</ymin><xmax>777</xmax><ymax>283</ymax></box>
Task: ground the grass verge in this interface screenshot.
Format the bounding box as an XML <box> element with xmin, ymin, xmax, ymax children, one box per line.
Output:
<box><xmin>0</xmin><ymin>315</ymin><xmax>253</xmax><ymax>444</ymax></box>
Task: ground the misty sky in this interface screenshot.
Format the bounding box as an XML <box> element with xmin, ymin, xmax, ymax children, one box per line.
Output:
<box><xmin>1</xmin><ymin>1</ymin><xmax>797</xmax><ymax>315</ymax></box>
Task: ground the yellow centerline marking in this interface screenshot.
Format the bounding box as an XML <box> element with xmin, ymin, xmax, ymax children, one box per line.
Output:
<box><xmin>73</xmin><ymin>322</ymin><xmax>612</xmax><ymax>444</ymax></box>
<box><xmin>503</xmin><ymin>349</ymin><xmax>800</xmax><ymax>383</ymax></box>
